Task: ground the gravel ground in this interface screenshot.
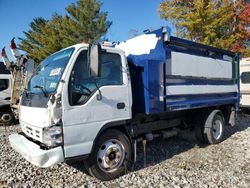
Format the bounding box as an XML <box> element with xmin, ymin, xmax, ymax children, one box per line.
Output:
<box><xmin>0</xmin><ymin>116</ymin><xmax>249</xmax><ymax>188</ymax></box>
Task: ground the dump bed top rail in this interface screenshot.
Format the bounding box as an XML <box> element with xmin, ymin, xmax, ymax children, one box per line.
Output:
<box><xmin>168</xmin><ymin>36</ymin><xmax>235</xmax><ymax>57</ymax></box>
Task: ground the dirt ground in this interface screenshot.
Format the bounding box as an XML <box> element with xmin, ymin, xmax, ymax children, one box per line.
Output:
<box><xmin>0</xmin><ymin>115</ymin><xmax>249</xmax><ymax>188</ymax></box>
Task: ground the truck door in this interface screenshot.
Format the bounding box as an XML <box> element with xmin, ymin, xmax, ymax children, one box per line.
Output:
<box><xmin>62</xmin><ymin>48</ymin><xmax>131</xmax><ymax>158</ymax></box>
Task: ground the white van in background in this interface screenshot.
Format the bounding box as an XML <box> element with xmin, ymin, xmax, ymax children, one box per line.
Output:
<box><xmin>240</xmin><ymin>57</ymin><xmax>250</xmax><ymax>109</ymax></box>
<box><xmin>0</xmin><ymin>62</ymin><xmax>13</xmax><ymax>123</ymax></box>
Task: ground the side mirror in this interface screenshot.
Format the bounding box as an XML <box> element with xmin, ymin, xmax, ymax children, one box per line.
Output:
<box><xmin>88</xmin><ymin>44</ymin><xmax>101</xmax><ymax>77</ymax></box>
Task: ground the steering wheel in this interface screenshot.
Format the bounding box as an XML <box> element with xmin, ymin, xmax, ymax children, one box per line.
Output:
<box><xmin>72</xmin><ymin>84</ymin><xmax>92</xmax><ymax>96</ymax></box>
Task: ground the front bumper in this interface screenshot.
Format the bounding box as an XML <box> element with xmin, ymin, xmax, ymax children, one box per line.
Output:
<box><xmin>9</xmin><ymin>134</ymin><xmax>64</xmax><ymax>168</ymax></box>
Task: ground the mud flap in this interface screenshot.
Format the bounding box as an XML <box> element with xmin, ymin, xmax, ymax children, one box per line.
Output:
<box><xmin>229</xmin><ymin>109</ymin><xmax>236</xmax><ymax>127</ymax></box>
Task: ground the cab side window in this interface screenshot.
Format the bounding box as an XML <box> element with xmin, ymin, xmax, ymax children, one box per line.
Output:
<box><xmin>69</xmin><ymin>50</ymin><xmax>123</xmax><ymax>106</ymax></box>
<box><xmin>98</xmin><ymin>52</ymin><xmax>122</xmax><ymax>86</ymax></box>
<box><xmin>0</xmin><ymin>79</ymin><xmax>9</xmax><ymax>91</ymax></box>
<box><xmin>69</xmin><ymin>50</ymin><xmax>92</xmax><ymax>105</ymax></box>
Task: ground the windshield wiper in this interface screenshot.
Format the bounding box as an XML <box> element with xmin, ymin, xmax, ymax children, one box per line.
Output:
<box><xmin>23</xmin><ymin>88</ymin><xmax>31</xmax><ymax>97</ymax></box>
<box><xmin>33</xmin><ymin>85</ymin><xmax>48</xmax><ymax>97</ymax></box>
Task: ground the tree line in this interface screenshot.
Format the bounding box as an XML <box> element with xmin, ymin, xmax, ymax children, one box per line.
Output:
<box><xmin>159</xmin><ymin>0</ymin><xmax>250</xmax><ymax>57</ymax></box>
<box><xmin>19</xmin><ymin>0</ymin><xmax>111</xmax><ymax>63</ymax></box>
<box><xmin>19</xmin><ymin>0</ymin><xmax>249</xmax><ymax>64</ymax></box>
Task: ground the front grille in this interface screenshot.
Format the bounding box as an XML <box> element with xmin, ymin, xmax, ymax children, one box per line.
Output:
<box><xmin>21</xmin><ymin>122</ymin><xmax>43</xmax><ymax>142</ymax></box>
<box><xmin>26</xmin><ymin>125</ymin><xmax>41</xmax><ymax>138</ymax></box>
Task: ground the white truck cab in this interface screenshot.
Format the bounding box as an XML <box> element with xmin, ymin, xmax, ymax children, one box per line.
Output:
<box><xmin>9</xmin><ymin>43</ymin><xmax>132</xmax><ymax>177</ymax></box>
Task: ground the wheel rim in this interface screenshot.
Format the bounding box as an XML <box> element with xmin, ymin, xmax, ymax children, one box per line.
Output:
<box><xmin>1</xmin><ymin>113</ymin><xmax>12</xmax><ymax>123</ymax></box>
<box><xmin>212</xmin><ymin>119</ymin><xmax>223</xmax><ymax>140</ymax></box>
<box><xmin>97</xmin><ymin>139</ymin><xmax>125</xmax><ymax>172</ymax></box>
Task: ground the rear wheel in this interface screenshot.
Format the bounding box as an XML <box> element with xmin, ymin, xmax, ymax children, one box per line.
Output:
<box><xmin>84</xmin><ymin>129</ymin><xmax>132</xmax><ymax>181</ymax></box>
<box><xmin>203</xmin><ymin>114</ymin><xmax>224</xmax><ymax>144</ymax></box>
<box><xmin>195</xmin><ymin>110</ymin><xmax>225</xmax><ymax>144</ymax></box>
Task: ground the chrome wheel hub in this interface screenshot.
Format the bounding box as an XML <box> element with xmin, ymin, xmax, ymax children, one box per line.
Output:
<box><xmin>97</xmin><ymin>139</ymin><xmax>125</xmax><ymax>172</ymax></box>
<box><xmin>212</xmin><ymin>119</ymin><xmax>222</xmax><ymax>140</ymax></box>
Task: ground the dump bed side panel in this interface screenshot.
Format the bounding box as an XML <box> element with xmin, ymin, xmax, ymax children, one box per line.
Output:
<box><xmin>116</xmin><ymin>28</ymin><xmax>239</xmax><ymax>115</ymax></box>
<box><xmin>165</xmin><ymin>37</ymin><xmax>239</xmax><ymax>111</ymax></box>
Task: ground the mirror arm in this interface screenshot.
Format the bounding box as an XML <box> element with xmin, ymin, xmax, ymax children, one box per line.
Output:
<box><xmin>94</xmin><ymin>82</ymin><xmax>102</xmax><ymax>101</ymax></box>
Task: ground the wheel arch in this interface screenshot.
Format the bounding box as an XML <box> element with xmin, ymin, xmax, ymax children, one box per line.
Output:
<box><xmin>0</xmin><ymin>104</ymin><xmax>12</xmax><ymax>116</ymax></box>
<box><xmin>90</xmin><ymin>120</ymin><xmax>132</xmax><ymax>154</ymax></box>
<box><xmin>0</xmin><ymin>104</ymin><xmax>11</xmax><ymax>111</ymax></box>
<box><xmin>204</xmin><ymin>109</ymin><xmax>224</xmax><ymax>128</ymax></box>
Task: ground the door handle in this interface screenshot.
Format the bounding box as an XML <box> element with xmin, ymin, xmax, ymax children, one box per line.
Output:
<box><xmin>117</xmin><ymin>102</ymin><xmax>125</xmax><ymax>109</ymax></box>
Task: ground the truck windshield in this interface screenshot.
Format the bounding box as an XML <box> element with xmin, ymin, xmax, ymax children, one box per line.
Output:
<box><xmin>27</xmin><ymin>47</ymin><xmax>74</xmax><ymax>95</ymax></box>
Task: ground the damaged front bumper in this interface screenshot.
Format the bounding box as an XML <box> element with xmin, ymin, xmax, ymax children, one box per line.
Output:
<box><xmin>9</xmin><ymin>133</ymin><xmax>64</xmax><ymax>168</ymax></box>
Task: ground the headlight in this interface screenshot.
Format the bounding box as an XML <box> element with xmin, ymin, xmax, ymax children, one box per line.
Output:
<box><xmin>43</xmin><ymin>124</ymin><xmax>63</xmax><ymax>147</ymax></box>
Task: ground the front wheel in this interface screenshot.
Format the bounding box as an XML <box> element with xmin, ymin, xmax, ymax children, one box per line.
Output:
<box><xmin>84</xmin><ymin>129</ymin><xmax>132</xmax><ymax>181</ymax></box>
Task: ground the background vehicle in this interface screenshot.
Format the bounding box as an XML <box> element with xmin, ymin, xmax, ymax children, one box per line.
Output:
<box><xmin>0</xmin><ymin>62</ymin><xmax>14</xmax><ymax>124</ymax></box>
<box><xmin>1</xmin><ymin>39</ymin><xmax>34</xmax><ymax>124</ymax></box>
<box><xmin>9</xmin><ymin>27</ymin><xmax>239</xmax><ymax>180</ymax></box>
<box><xmin>240</xmin><ymin>57</ymin><xmax>250</xmax><ymax>109</ymax></box>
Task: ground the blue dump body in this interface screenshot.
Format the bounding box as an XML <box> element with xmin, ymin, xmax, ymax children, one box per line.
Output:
<box><xmin>117</xmin><ymin>28</ymin><xmax>239</xmax><ymax>115</ymax></box>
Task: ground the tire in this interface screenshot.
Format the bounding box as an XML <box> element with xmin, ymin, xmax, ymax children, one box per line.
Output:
<box><xmin>203</xmin><ymin>113</ymin><xmax>225</xmax><ymax>144</ymax></box>
<box><xmin>194</xmin><ymin>110</ymin><xmax>225</xmax><ymax>144</ymax></box>
<box><xmin>0</xmin><ymin>109</ymin><xmax>15</xmax><ymax>126</ymax></box>
<box><xmin>84</xmin><ymin>129</ymin><xmax>132</xmax><ymax>181</ymax></box>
